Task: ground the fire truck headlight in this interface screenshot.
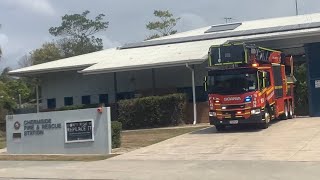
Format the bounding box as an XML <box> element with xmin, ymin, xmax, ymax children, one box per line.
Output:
<box><xmin>209</xmin><ymin>112</ymin><xmax>217</xmax><ymax>117</ymax></box>
<box><xmin>245</xmin><ymin>96</ymin><xmax>252</xmax><ymax>102</ymax></box>
<box><xmin>251</xmin><ymin>109</ymin><xmax>261</xmax><ymax>115</ymax></box>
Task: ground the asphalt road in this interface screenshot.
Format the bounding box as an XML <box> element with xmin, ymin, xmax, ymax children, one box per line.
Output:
<box><xmin>1</xmin><ymin>117</ymin><xmax>320</xmax><ymax>180</ymax></box>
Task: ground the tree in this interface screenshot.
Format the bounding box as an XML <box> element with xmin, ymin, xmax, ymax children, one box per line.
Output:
<box><xmin>49</xmin><ymin>10</ymin><xmax>108</xmax><ymax>57</ymax></box>
<box><xmin>5</xmin><ymin>79</ymin><xmax>32</xmax><ymax>103</ymax></box>
<box><xmin>294</xmin><ymin>63</ymin><xmax>308</xmax><ymax>115</ymax></box>
<box><xmin>146</xmin><ymin>10</ymin><xmax>181</xmax><ymax>40</ymax></box>
<box><xmin>30</xmin><ymin>42</ymin><xmax>63</xmax><ymax>65</ymax></box>
<box><xmin>0</xmin><ymin>81</ymin><xmax>16</xmax><ymax>111</ymax></box>
<box><xmin>18</xmin><ymin>54</ymin><xmax>33</xmax><ymax>68</ymax></box>
<box><xmin>0</xmin><ymin>67</ymin><xmax>12</xmax><ymax>83</ymax></box>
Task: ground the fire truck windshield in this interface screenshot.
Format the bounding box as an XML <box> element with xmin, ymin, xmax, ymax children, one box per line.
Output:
<box><xmin>208</xmin><ymin>72</ymin><xmax>257</xmax><ymax>95</ymax></box>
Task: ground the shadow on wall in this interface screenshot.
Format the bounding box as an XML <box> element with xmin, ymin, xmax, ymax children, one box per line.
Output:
<box><xmin>186</xmin><ymin>102</ymin><xmax>209</xmax><ymax>124</ymax></box>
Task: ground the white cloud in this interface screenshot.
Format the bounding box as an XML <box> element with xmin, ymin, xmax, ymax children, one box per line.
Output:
<box><xmin>1</xmin><ymin>0</ymin><xmax>55</xmax><ymax>16</ymax></box>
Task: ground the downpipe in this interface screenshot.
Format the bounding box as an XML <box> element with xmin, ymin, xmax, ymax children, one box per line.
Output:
<box><xmin>186</xmin><ymin>63</ymin><xmax>197</xmax><ymax>125</ymax></box>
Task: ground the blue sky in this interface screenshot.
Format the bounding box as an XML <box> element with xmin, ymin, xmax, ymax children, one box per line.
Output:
<box><xmin>0</xmin><ymin>0</ymin><xmax>319</xmax><ymax>71</ymax></box>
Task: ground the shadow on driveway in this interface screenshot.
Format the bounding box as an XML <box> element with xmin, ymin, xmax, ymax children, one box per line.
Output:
<box><xmin>191</xmin><ymin>120</ymin><xmax>282</xmax><ymax>134</ymax></box>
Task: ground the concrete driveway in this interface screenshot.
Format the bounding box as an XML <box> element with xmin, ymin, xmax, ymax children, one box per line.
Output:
<box><xmin>2</xmin><ymin>117</ymin><xmax>320</xmax><ymax>180</ymax></box>
<box><xmin>113</xmin><ymin>117</ymin><xmax>320</xmax><ymax>161</ymax></box>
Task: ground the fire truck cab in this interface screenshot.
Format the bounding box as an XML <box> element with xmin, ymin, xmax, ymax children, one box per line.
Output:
<box><xmin>204</xmin><ymin>43</ymin><xmax>295</xmax><ymax>130</ymax></box>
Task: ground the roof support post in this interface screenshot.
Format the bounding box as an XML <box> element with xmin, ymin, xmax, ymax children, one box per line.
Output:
<box><xmin>152</xmin><ymin>68</ymin><xmax>156</xmax><ymax>95</ymax></box>
<box><xmin>114</xmin><ymin>72</ymin><xmax>118</xmax><ymax>103</ymax></box>
<box><xmin>186</xmin><ymin>63</ymin><xmax>197</xmax><ymax>125</ymax></box>
<box><xmin>36</xmin><ymin>84</ymin><xmax>39</xmax><ymax>113</ymax></box>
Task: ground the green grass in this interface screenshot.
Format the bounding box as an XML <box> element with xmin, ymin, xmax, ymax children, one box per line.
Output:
<box><xmin>0</xmin><ymin>137</ymin><xmax>5</xmax><ymax>149</ymax></box>
<box><xmin>0</xmin><ymin>130</ymin><xmax>5</xmax><ymax>149</ymax></box>
<box><xmin>114</xmin><ymin>125</ymin><xmax>208</xmax><ymax>154</ymax></box>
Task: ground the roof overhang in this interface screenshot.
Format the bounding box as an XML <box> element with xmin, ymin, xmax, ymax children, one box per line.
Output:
<box><xmin>81</xmin><ymin>59</ymin><xmax>205</xmax><ymax>75</ymax></box>
<box><xmin>9</xmin><ymin>64</ymin><xmax>94</xmax><ymax>76</ymax></box>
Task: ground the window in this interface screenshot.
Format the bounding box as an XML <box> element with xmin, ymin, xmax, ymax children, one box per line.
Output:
<box><xmin>47</xmin><ymin>98</ymin><xmax>56</xmax><ymax>109</ymax></box>
<box><xmin>265</xmin><ymin>72</ymin><xmax>271</xmax><ymax>87</ymax></box>
<box><xmin>64</xmin><ymin>97</ymin><xmax>73</xmax><ymax>106</ymax></box>
<box><xmin>99</xmin><ymin>94</ymin><xmax>109</xmax><ymax>106</ymax></box>
<box><xmin>82</xmin><ymin>95</ymin><xmax>91</xmax><ymax>105</ymax></box>
<box><xmin>258</xmin><ymin>71</ymin><xmax>265</xmax><ymax>90</ymax></box>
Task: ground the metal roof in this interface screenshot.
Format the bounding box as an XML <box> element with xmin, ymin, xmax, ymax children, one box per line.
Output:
<box><xmin>9</xmin><ymin>48</ymin><xmax>117</xmax><ymax>75</ymax></box>
<box><xmin>9</xmin><ymin>13</ymin><xmax>320</xmax><ymax>76</ymax></box>
<box><xmin>154</xmin><ymin>13</ymin><xmax>320</xmax><ymax>40</ymax></box>
<box><xmin>81</xmin><ymin>27</ymin><xmax>320</xmax><ymax>74</ymax></box>
<box><xmin>80</xmin><ymin>39</ymin><xmax>227</xmax><ymax>75</ymax></box>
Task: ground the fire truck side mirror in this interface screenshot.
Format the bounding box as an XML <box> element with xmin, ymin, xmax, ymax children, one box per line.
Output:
<box><xmin>203</xmin><ymin>76</ymin><xmax>208</xmax><ymax>92</ymax></box>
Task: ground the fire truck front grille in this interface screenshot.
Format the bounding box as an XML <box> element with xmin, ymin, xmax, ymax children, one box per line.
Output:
<box><xmin>225</xmin><ymin>104</ymin><xmax>246</xmax><ymax>110</ymax></box>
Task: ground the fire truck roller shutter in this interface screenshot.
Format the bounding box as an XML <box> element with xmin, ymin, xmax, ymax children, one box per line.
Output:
<box><xmin>272</xmin><ymin>64</ymin><xmax>283</xmax><ymax>98</ymax></box>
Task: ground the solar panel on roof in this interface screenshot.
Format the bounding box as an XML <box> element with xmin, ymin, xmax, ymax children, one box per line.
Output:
<box><xmin>204</xmin><ymin>23</ymin><xmax>242</xmax><ymax>33</ymax></box>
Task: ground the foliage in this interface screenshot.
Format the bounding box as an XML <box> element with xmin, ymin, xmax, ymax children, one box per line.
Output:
<box><xmin>49</xmin><ymin>10</ymin><xmax>108</xmax><ymax>58</ymax></box>
<box><xmin>111</xmin><ymin>121</ymin><xmax>122</xmax><ymax>148</ymax></box>
<box><xmin>118</xmin><ymin>93</ymin><xmax>187</xmax><ymax>130</ymax></box>
<box><xmin>30</xmin><ymin>43</ymin><xmax>63</xmax><ymax>65</ymax></box>
<box><xmin>294</xmin><ymin>63</ymin><xmax>309</xmax><ymax>115</ymax></box>
<box><xmin>0</xmin><ymin>81</ymin><xmax>16</xmax><ymax>111</ymax></box>
<box><xmin>0</xmin><ymin>67</ymin><xmax>12</xmax><ymax>82</ymax></box>
<box><xmin>5</xmin><ymin>79</ymin><xmax>32</xmax><ymax>103</ymax></box>
<box><xmin>25</xmin><ymin>10</ymin><xmax>109</xmax><ymax>66</ymax></box>
<box><xmin>18</xmin><ymin>55</ymin><xmax>33</xmax><ymax>68</ymax></box>
<box><xmin>146</xmin><ymin>10</ymin><xmax>180</xmax><ymax>40</ymax></box>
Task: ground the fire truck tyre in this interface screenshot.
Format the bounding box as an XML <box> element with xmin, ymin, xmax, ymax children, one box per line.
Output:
<box><xmin>280</xmin><ymin>103</ymin><xmax>289</xmax><ymax>120</ymax></box>
<box><xmin>260</xmin><ymin>109</ymin><xmax>270</xmax><ymax>129</ymax></box>
<box><xmin>288</xmin><ymin>102</ymin><xmax>294</xmax><ymax>119</ymax></box>
<box><xmin>215</xmin><ymin>125</ymin><xmax>226</xmax><ymax>132</ymax></box>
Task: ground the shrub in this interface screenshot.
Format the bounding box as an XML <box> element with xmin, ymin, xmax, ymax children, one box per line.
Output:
<box><xmin>111</xmin><ymin>121</ymin><xmax>122</xmax><ymax>148</ymax></box>
<box><xmin>294</xmin><ymin>63</ymin><xmax>309</xmax><ymax>115</ymax></box>
<box><xmin>118</xmin><ymin>93</ymin><xmax>187</xmax><ymax>129</ymax></box>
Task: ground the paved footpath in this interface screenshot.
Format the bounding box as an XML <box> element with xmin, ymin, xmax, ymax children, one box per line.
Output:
<box><xmin>2</xmin><ymin>117</ymin><xmax>320</xmax><ymax>180</ymax></box>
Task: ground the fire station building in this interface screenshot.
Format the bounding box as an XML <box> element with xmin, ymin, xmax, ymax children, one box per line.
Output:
<box><xmin>9</xmin><ymin>13</ymin><xmax>320</xmax><ymax>122</ymax></box>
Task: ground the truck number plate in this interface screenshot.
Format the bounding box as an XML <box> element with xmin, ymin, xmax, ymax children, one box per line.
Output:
<box><xmin>229</xmin><ymin>120</ymin><xmax>239</xmax><ymax>124</ymax></box>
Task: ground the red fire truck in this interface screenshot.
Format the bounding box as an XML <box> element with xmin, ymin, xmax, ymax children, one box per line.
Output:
<box><xmin>204</xmin><ymin>43</ymin><xmax>295</xmax><ymax>130</ymax></box>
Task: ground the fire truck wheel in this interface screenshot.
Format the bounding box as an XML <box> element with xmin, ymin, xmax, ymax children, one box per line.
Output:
<box><xmin>215</xmin><ymin>125</ymin><xmax>226</xmax><ymax>132</ymax></box>
<box><xmin>288</xmin><ymin>102</ymin><xmax>294</xmax><ymax>119</ymax></box>
<box><xmin>260</xmin><ymin>109</ymin><xmax>270</xmax><ymax>129</ymax></box>
<box><xmin>280</xmin><ymin>103</ymin><xmax>289</xmax><ymax>120</ymax></box>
